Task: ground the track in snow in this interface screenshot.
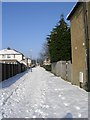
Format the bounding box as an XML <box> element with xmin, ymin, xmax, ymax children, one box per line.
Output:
<box><xmin>0</xmin><ymin>66</ymin><xmax>88</xmax><ymax>119</ymax></box>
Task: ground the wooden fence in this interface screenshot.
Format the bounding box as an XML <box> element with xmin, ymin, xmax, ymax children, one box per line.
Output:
<box><xmin>0</xmin><ymin>63</ymin><xmax>27</xmax><ymax>82</ymax></box>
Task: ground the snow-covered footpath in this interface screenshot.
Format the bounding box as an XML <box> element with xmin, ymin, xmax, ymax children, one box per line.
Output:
<box><xmin>0</xmin><ymin>66</ymin><xmax>88</xmax><ymax>119</ymax></box>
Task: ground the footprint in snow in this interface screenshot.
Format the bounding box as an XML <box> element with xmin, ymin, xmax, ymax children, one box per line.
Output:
<box><xmin>63</xmin><ymin>102</ymin><xmax>69</xmax><ymax>107</ymax></box>
<box><xmin>35</xmin><ymin>109</ymin><xmax>42</xmax><ymax>113</ymax></box>
<box><xmin>40</xmin><ymin>104</ymin><xmax>50</xmax><ymax>109</ymax></box>
<box><xmin>54</xmin><ymin>113</ymin><xmax>57</xmax><ymax>115</ymax></box>
<box><xmin>34</xmin><ymin>104</ymin><xmax>38</xmax><ymax>107</ymax></box>
<box><xmin>58</xmin><ymin>94</ymin><xmax>61</xmax><ymax>97</ymax></box>
<box><xmin>40</xmin><ymin>100</ymin><xmax>44</xmax><ymax>104</ymax></box>
<box><xmin>25</xmin><ymin>116</ymin><xmax>29</xmax><ymax>118</ymax></box>
<box><xmin>78</xmin><ymin>113</ymin><xmax>81</xmax><ymax>118</ymax></box>
<box><xmin>33</xmin><ymin>115</ymin><xmax>36</xmax><ymax>118</ymax></box>
<box><xmin>61</xmin><ymin>97</ymin><xmax>65</xmax><ymax>100</ymax></box>
<box><xmin>74</xmin><ymin>106</ymin><xmax>80</xmax><ymax>110</ymax></box>
<box><xmin>45</xmin><ymin>105</ymin><xmax>49</xmax><ymax>108</ymax></box>
<box><xmin>55</xmin><ymin>88</ymin><xmax>58</xmax><ymax>91</ymax></box>
<box><xmin>26</xmin><ymin>110</ymin><xmax>29</xmax><ymax>113</ymax></box>
<box><xmin>58</xmin><ymin>88</ymin><xmax>61</xmax><ymax>91</ymax></box>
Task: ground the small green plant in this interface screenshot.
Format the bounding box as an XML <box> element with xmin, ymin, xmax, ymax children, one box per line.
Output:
<box><xmin>43</xmin><ymin>65</ymin><xmax>51</xmax><ymax>71</ymax></box>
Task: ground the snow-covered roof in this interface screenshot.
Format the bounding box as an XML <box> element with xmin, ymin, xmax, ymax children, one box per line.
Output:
<box><xmin>0</xmin><ymin>48</ymin><xmax>23</xmax><ymax>55</ymax></box>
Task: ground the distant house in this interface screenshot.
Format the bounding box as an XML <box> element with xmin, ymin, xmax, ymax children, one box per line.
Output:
<box><xmin>43</xmin><ymin>58</ymin><xmax>51</xmax><ymax>65</ymax></box>
<box><xmin>27</xmin><ymin>58</ymin><xmax>32</xmax><ymax>66</ymax></box>
<box><xmin>0</xmin><ymin>47</ymin><xmax>24</xmax><ymax>64</ymax></box>
<box><xmin>67</xmin><ymin>2</ymin><xmax>90</xmax><ymax>90</ymax></box>
<box><xmin>20</xmin><ymin>58</ymin><xmax>27</xmax><ymax>66</ymax></box>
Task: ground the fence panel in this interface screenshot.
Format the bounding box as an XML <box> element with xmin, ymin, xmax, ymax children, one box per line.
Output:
<box><xmin>67</xmin><ymin>61</ymin><xmax>71</xmax><ymax>82</ymax></box>
<box><xmin>51</xmin><ymin>62</ymin><xmax>57</xmax><ymax>75</ymax></box>
<box><xmin>60</xmin><ymin>61</ymin><xmax>66</xmax><ymax>80</ymax></box>
<box><xmin>51</xmin><ymin>61</ymin><xmax>71</xmax><ymax>82</ymax></box>
<box><xmin>0</xmin><ymin>63</ymin><xmax>2</xmax><ymax>82</ymax></box>
<box><xmin>56</xmin><ymin>61</ymin><xmax>61</xmax><ymax>76</ymax></box>
<box><xmin>0</xmin><ymin>63</ymin><xmax>27</xmax><ymax>82</ymax></box>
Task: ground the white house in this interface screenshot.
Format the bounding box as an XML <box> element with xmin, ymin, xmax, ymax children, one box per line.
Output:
<box><xmin>0</xmin><ymin>47</ymin><xmax>24</xmax><ymax>64</ymax></box>
<box><xmin>20</xmin><ymin>57</ymin><xmax>31</xmax><ymax>67</ymax></box>
<box><xmin>43</xmin><ymin>58</ymin><xmax>51</xmax><ymax>65</ymax></box>
<box><xmin>27</xmin><ymin>58</ymin><xmax>32</xmax><ymax>67</ymax></box>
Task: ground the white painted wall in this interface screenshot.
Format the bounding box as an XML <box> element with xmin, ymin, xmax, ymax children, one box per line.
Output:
<box><xmin>15</xmin><ymin>54</ymin><xmax>22</xmax><ymax>62</ymax></box>
<box><xmin>0</xmin><ymin>54</ymin><xmax>23</xmax><ymax>62</ymax></box>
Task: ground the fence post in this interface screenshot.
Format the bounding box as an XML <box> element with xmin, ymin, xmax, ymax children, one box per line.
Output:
<box><xmin>13</xmin><ymin>64</ymin><xmax>16</xmax><ymax>75</ymax></box>
<box><xmin>9</xmin><ymin>64</ymin><xmax>11</xmax><ymax>78</ymax></box>
<box><xmin>0</xmin><ymin>63</ymin><xmax>2</xmax><ymax>82</ymax></box>
<box><xmin>11</xmin><ymin>63</ymin><xmax>13</xmax><ymax>77</ymax></box>
<box><xmin>4</xmin><ymin>63</ymin><xmax>6</xmax><ymax>80</ymax></box>
<box><xmin>2</xmin><ymin>63</ymin><xmax>4</xmax><ymax>81</ymax></box>
<box><xmin>10</xmin><ymin>63</ymin><xmax>13</xmax><ymax>77</ymax></box>
<box><xmin>8</xmin><ymin>63</ymin><xmax>10</xmax><ymax>79</ymax></box>
<box><xmin>16</xmin><ymin>64</ymin><xmax>18</xmax><ymax>74</ymax></box>
<box><xmin>66</xmin><ymin>61</ymin><xmax>68</xmax><ymax>81</ymax></box>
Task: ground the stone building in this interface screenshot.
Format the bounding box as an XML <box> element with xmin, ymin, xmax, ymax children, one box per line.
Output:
<box><xmin>67</xmin><ymin>2</ymin><xmax>90</xmax><ymax>90</ymax></box>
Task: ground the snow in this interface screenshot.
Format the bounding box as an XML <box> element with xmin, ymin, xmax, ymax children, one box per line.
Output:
<box><xmin>0</xmin><ymin>66</ymin><xmax>88</xmax><ymax>119</ymax></box>
<box><xmin>0</xmin><ymin>49</ymin><xmax>21</xmax><ymax>55</ymax></box>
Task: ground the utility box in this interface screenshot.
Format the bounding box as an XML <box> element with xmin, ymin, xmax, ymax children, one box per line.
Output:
<box><xmin>79</xmin><ymin>72</ymin><xmax>83</xmax><ymax>83</ymax></box>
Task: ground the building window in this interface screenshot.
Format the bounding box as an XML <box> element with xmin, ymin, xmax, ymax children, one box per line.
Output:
<box><xmin>2</xmin><ymin>55</ymin><xmax>6</xmax><ymax>58</ymax></box>
<box><xmin>14</xmin><ymin>55</ymin><xmax>15</xmax><ymax>58</ymax></box>
<box><xmin>7</xmin><ymin>55</ymin><xmax>11</xmax><ymax>58</ymax></box>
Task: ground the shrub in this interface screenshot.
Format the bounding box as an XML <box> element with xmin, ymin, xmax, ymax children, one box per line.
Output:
<box><xmin>43</xmin><ymin>65</ymin><xmax>51</xmax><ymax>71</ymax></box>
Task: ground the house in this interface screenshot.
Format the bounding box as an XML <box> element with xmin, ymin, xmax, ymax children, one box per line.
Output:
<box><xmin>0</xmin><ymin>48</ymin><xmax>28</xmax><ymax>81</ymax></box>
<box><xmin>43</xmin><ymin>58</ymin><xmax>51</xmax><ymax>65</ymax></box>
<box><xmin>67</xmin><ymin>2</ymin><xmax>90</xmax><ymax>90</ymax></box>
<box><xmin>0</xmin><ymin>47</ymin><xmax>24</xmax><ymax>64</ymax></box>
<box><xmin>20</xmin><ymin>59</ymin><xmax>27</xmax><ymax>66</ymax></box>
<box><xmin>26</xmin><ymin>57</ymin><xmax>32</xmax><ymax>67</ymax></box>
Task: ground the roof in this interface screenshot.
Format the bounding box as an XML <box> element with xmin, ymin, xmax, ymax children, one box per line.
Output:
<box><xmin>67</xmin><ymin>2</ymin><xmax>82</xmax><ymax>20</ymax></box>
<box><xmin>0</xmin><ymin>48</ymin><xmax>23</xmax><ymax>55</ymax></box>
<box><xmin>26</xmin><ymin>57</ymin><xmax>31</xmax><ymax>59</ymax></box>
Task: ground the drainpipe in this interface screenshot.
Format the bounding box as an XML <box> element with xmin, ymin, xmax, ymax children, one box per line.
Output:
<box><xmin>83</xmin><ymin>2</ymin><xmax>89</xmax><ymax>91</ymax></box>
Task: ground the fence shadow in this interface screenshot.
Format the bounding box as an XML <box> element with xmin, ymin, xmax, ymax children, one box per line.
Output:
<box><xmin>0</xmin><ymin>69</ymin><xmax>29</xmax><ymax>89</ymax></box>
